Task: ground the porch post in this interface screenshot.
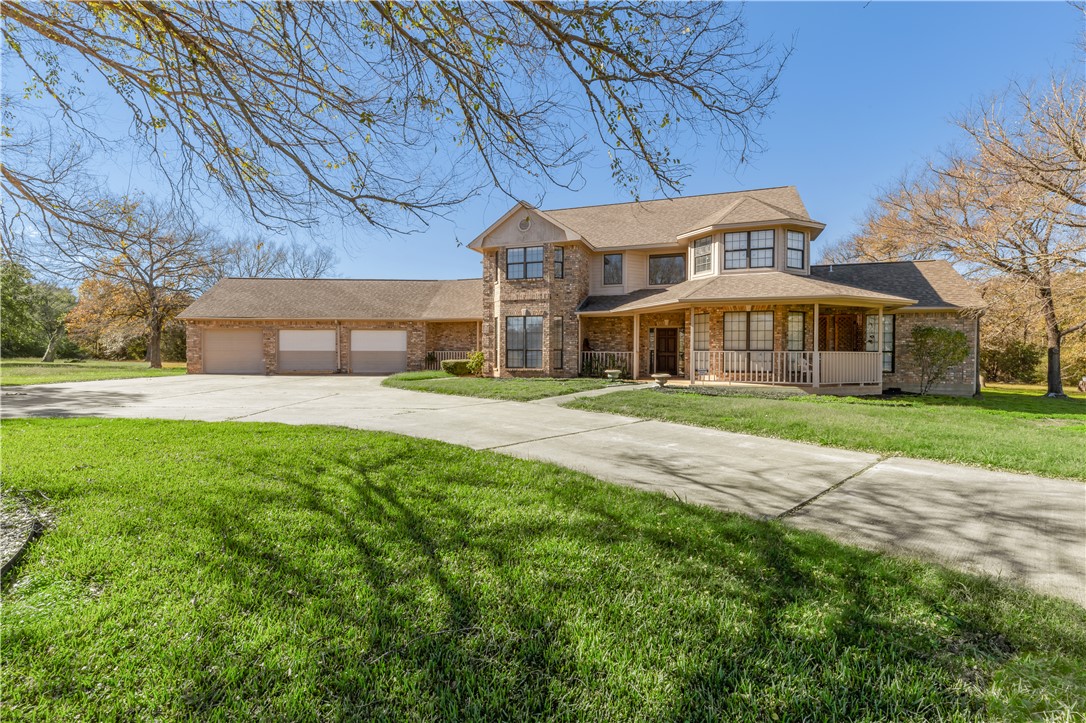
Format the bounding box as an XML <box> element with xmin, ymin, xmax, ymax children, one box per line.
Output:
<box><xmin>877</xmin><ymin>306</ymin><xmax>884</xmax><ymax>387</ymax></box>
<box><xmin>813</xmin><ymin>303</ymin><xmax>821</xmax><ymax>388</ymax></box>
<box><xmin>577</xmin><ymin>315</ymin><xmax>583</xmax><ymax>375</ymax></box>
<box><xmin>632</xmin><ymin>314</ymin><xmax>640</xmax><ymax>380</ymax></box>
<box><xmin>688</xmin><ymin>306</ymin><xmax>695</xmax><ymax>383</ymax></box>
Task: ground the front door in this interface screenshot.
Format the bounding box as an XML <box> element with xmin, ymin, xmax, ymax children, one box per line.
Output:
<box><xmin>655</xmin><ymin>328</ymin><xmax>678</xmax><ymax>375</ymax></box>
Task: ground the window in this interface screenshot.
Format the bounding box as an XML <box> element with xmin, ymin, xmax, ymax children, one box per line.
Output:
<box><xmin>787</xmin><ymin>312</ymin><xmax>805</xmax><ymax>351</ymax></box>
<box><xmin>603</xmin><ymin>253</ymin><xmax>623</xmax><ymax>285</ymax></box>
<box><xmin>649</xmin><ymin>254</ymin><xmax>686</xmax><ymax>285</ymax></box>
<box><xmin>507</xmin><ymin>246</ymin><xmax>543</xmax><ymax>280</ymax></box>
<box><xmin>554</xmin><ymin>247</ymin><xmax>564</xmax><ymax>279</ymax></box>
<box><xmin>749</xmin><ymin>311</ymin><xmax>773</xmax><ymax>350</ymax></box>
<box><xmin>865</xmin><ymin>314</ymin><xmax>895</xmax><ymax>372</ymax></box>
<box><xmin>693</xmin><ymin>313</ymin><xmax>709</xmax><ymax>351</ymax></box>
<box><xmin>723</xmin><ymin>230</ymin><xmax>774</xmax><ymax>269</ymax></box>
<box><xmin>506</xmin><ymin>315</ymin><xmax>543</xmax><ymax>369</ymax></box>
<box><xmin>725</xmin><ymin>311</ymin><xmax>773</xmax><ymax>371</ymax></box>
<box><xmin>787</xmin><ymin>231</ymin><xmax>805</xmax><ymax>269</ymax></box>
<box><xmin>723</xmin><ymin>312</ymin><xmax>748</xmax><ymax>350</ymax></box>
<box><xmin>692</xmin><ymin>238</ymin><xmax>713</xmax><ymax>274</ymax></box>
<box><xmin>552</xmin><ymin>316</ymin><xmax>564</xmax><ymax>369</ymax></box>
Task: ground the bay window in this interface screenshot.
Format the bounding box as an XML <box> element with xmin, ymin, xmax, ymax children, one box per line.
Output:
<box><xmin>724</xmin><ymin>230</ymin><xmax>774</xmax><ymax>269</ymax></box>
<box><xmin>787</xmin><ymin>231</ymin><xmax>805</xmax><ymax>269</ymax></box>
<box><xmin>692</xmin><ymin>238</ymin><xmax>713</xmax><ymax>274</ymax></box>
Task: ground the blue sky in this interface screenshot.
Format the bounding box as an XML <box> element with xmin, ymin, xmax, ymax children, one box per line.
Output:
<box><xmin>7</xmin><ymin>2</ymin><xmax>1081</xmax><ymax>280</ymax></box>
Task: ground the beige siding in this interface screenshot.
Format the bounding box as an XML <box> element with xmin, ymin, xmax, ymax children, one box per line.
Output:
<box><xmin>480</xmin><ymin>210</ymin><xmax>567</xmax><ymax>248</ymax></box>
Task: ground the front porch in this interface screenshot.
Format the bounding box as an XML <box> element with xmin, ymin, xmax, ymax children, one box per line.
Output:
<box><xmin>579</xmin><ymin>303</ymin><xmax>892</xmax><ymax>392</ymax></box>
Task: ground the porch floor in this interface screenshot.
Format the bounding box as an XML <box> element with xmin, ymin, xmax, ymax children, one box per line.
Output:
<box><xmin>633</xmin><ymin>378</ymin><xmax>883</xmax><ymax>396</ymax></box>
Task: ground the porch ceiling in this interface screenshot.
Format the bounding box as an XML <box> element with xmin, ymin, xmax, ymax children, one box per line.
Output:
<box><xmin>577</xmin><ymin>272</ymin><xmax>915</xmax><ymax>315</ymax></box>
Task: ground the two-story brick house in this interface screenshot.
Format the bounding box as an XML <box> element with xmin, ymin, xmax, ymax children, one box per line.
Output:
<box><xmin>180</xmin><ymin>186</ymin><xmax>984</xmax><ymax>395</ymax></box>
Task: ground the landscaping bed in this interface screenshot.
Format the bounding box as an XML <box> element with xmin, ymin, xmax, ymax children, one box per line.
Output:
<box><xmin>565</xmin><ymin>386</ymin><xmax>1086</xmax><ymax>481</ymax></box>
<box><xmin>383</xmin><ymin>371</ymin><xmax>619</xmax><ymax>401</ymax></box>
<box><xmin>3</xmin><ymin>418</ymin><xmax>1084</xmax><ymax>720</ymax></box>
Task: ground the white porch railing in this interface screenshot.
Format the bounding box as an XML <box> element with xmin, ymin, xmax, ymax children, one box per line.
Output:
<box><xmin>580</xmin><ymin>351</ymin><xmax>633</xmax><ymax>377</ymax></box>
<box><xmin>692</xmin><ymin>351</ymin><xmax>881</xmax><ymax>386</ymax></box>
<box><xmin>425</xmin><ymin>350</ymin><xmax>476</xmax><ymax>370</ymax></box>
<box><xmin>818</xmin><ymin>351</ymin><xmax>882</xmax><ymax>385</ymax></box>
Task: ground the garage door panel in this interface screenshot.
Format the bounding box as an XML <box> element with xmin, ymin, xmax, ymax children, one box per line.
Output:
<box><xmin>279</xmin><ymin>330</ymin><xmax>337</xmax><ymax>372</ymax></box>
<box><xmin>351</xmin><ymin>330</ymin><xmax>407</xmax><ymax>374</ymax></box>
<box><xmin>204</xmin><ymin>329</ymin><xmax>264</xmax><ymax>374</ymax></box>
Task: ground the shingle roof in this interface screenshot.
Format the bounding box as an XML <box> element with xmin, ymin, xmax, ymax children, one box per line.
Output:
<box><xmin>810</xmin><ymin>260</ymin><xmax>984</xmax><ymax>309</ymax></box>
<box><xmin>578</xmin><ymin>271</ymin><xmax>915</xmax><ymax>314</ymax></box>
<box><xmin>178</xmin><ymin>278</ymin><xmax>483</xmax><ymax>321</ymax></box>
<box><xmin>542</xmin><ymin>186</ymin><xmax>818</xmax><ymax>249</ymax></box>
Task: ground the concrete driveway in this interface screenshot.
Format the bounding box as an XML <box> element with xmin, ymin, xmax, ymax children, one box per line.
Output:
<box><xmin>3</xmin><ymin>374</ymin><xmax>1084</xmax><ymax>605</ymax></box>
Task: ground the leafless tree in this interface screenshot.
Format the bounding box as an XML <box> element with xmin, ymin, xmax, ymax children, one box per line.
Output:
<box><xmin>2</xmin><ymin>1</ymin><xmax>788</xmax><ymax>237</ymax></box>
<box><xmin>215</xmin><ymin>237</ymin><xmax>337</xmax><ymax>279</ymax></box>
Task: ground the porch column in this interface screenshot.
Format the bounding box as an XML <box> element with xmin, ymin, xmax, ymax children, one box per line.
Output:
<box><xmin>813</xmin><ymin>303</ymin><xmax>821</xmax><ymax>388</ymax></box>
<box><xmin>688</xmin><ymin>305</ymin><xmax>695</xmax><ymax>383</ymax></box>
<box><xmin>632</xmin><ymin>314</ymin><xmax>640</xmax><ymax>380</ymax></box>
<box><xmin>877</xmin><ymin>306</ymin><xmax>884</xmax><ymax>386</ymax></box>
<box><xmin>577</xmin><ymin>315</ymin><xmax>583</xmax><ymax>375</ymax></box>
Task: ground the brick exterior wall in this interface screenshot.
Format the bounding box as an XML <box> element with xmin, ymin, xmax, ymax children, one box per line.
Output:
<box><xmin>638</xmin><ymin>310</ymin><xmax>690</xmax><ymax>378</ymax></box>
<box><xmin>481</xmin><ymin>242</ymin><xmax>589</xmax><ymax>378</ymax></box>
<box><xmin>426</xmin><ymin>322</ymin><xmax>478</xmax><ymax>352</ymax></box>
<box><xmin>883</xmin><ymin>311</ymin><xmax>979</xmax><ymax>396</ymax></box>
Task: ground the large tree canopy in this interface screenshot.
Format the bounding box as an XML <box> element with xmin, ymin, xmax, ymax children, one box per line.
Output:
<box><xmin>1</xmin><ymin>1</ymin><xmax>787</xmax><ymax>238</ymax></box>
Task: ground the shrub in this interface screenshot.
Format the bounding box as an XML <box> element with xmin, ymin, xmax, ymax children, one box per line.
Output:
<box><xmin>466</xmin><ymin>350</ymin><xmax>485</xmax><ymax>376</ymax></box>
<box><xmin>441</xmin><ymin>359</ymin><xmax>472</xmax><ymax>376</ymax></box>
<box><xmin>908</xmin><ymin>326</ymin><xmax>970</xmax><ymax>394</ymax></box>
<box><xmin>981</xmin><ymin>339</ymin><xmax>1043</xmax><ymax>383</ymax></box>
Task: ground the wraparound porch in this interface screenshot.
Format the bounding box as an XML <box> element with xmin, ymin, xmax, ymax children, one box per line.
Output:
<box><xmin>578</xmin><ymin>302</ymin><xmax>894</xmax><ymax>391</ymax></box>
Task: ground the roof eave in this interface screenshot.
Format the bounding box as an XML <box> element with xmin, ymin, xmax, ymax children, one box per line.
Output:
<box><xmin>467</xmin><ymin>202</ymin><xmax>582</xmax><ymax>250</ymax></box>
<box><xmin>675</xmin><ymin>218</ymin><xmax>827</xmax><ymax>242</ymax></box>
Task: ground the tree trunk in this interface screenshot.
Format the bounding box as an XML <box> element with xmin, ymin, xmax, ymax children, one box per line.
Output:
<box><xmin>40</xmin><ymin>331</ymin><xmax>58</xmax><ymax>362</ymax></box>
<box><xmin>147</xmin><ymin>320</ymin><xmax>163</xmax><ymax>368</ymax></box>
<box><xmin>1038</xmin><ymin>283</ymin><xmax>1065</xmax><ymax>397</ymax></box>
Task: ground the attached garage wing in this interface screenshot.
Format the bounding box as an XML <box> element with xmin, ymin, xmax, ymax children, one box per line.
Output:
<box><xmin>351</xmin><ymin>330</ymin><xmax>407</xmax><ymax>374</ymax></box>
<box><xmin>204</xmin><ymin>329</ymin><xmax>264</xmax><ymax>374</ymax></box>
<box><xmin>279</xmin><ymin>330</ymin><xmax>338</xmax><ymax>372</ymax></box>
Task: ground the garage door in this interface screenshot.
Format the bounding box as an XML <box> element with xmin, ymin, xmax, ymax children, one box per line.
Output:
<box><xmin>351</xmin><ymin>330</ymin><xmax>407</xmax><ymax>374</ymax></box>
<box><xmin>279</xmin><ymin>330</ymin><xmax>338</xmax><ymax>372</ymax></box>
<box><xmin>204</xmin><ymin>329</ymin><xmax>264</xmax><ymax>374</ymax></box>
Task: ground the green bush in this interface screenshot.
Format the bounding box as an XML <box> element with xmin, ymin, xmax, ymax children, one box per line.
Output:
<box><xmin>466</xmin><ymin>350</ymin><xmax>485</xmax><ymax>376</ymax></box>
<box><xmin>908</xmin><ymin>326</ymin><xmax>970</xmax><ymax>394</ymax></box>
<box><xmin>441</xmin><ymin>359</ymin><xmax>472</xmax><ymax>376</ymax></box>
<box><xmin>981</xmin><ymin>339</ymin><xmax>1043</xmax><ymax>383</ymax></box>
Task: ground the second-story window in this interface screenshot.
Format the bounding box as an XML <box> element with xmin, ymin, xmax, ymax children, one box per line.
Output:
<box><xmin>603</xmin><ymin>253</ymin><xmax>623</xmax><ymax>285</ymax></box>
<box><xmin>649</xmin><ymin>254</ymin><xmax>686</xmax><ymax>285</ymax></box>
<box><xmin>554</xmin><ymin>247</ymin><xmax>564</xmax><ymax>279</ymax></box>
<box><xmin>692</xmin><ymin>238</ymin><xmax>713</xmax><ymax>274</ymax></box>
<box><xmin>507</xmin><ymin>246</ymin><xmax>543</xmax><ymax>280</ymax></box>
<box><xmin>724</xmin><ymin>230</ymin><xmax>775</xmax><ymax>269</ymax></box>
<box><xmin>787</xmin><ymin>231</ymin><xmax>805</xmax><ymax>269</ymax></box>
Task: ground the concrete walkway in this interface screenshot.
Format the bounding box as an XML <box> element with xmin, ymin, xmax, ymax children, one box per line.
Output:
<box><xmin>3</xmin><ymin>374</ymin><xmax>1084</xmax><ymax>605</ymax></box>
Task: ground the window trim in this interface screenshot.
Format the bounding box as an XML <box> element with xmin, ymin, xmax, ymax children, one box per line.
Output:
<box><xmin>787</xmin><ymin>311</ymin><xmax>806</xmax><ymax>351</ymax></box>
<box><xmin>506</xmin><ymin>315</ymin><xmax>544</xmax><ymax>369</ymax></box>
<box><xmin>553</xmin><ymin>246</ymin><xmax>564</xmax><ymax>279</ymax></box>
<box><xmin>603</xmin><ymin>252</ymin><xmax>623</xmax><ymax>286</ymax></box>
<box><xmin>691</xmin><ymin>237</ymin><xmax>713</xmax><ymax>276</ymax></box>
<box><xmin>786</xmin><ymin>230</ymin><xmax>805</xmax><ymax>270</ymax></box>
<box><xmin>506</xmin><ymin>245</ymin><xmax>544</xmax><ymax>280</ymax></box>
<box><xmin>648</xmin><ymin>253</ymin><xmax>686</xmax><ymax>286</ymax></box>
<box><xmin>865</xmin><ymin>313</ymin><xmax>896</xmax><ymax>373</ymax></box>
<box><xmin>723</xmin><ymin>230</ymin><xmax>775</xmax><ymax>270</ymax></box>
<box><xmin>723</xmin><ymin>310</ymin><xmax>774</xmax><ymax>351</ymax></box>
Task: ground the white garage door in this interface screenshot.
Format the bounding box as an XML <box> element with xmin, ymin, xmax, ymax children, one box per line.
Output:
<box><xmin>204</xmin><ymin>329</ymin><xmax>264</xmax><ymax>374</ymax></box>
<box><xmin>351</xmin><ymin>330</ymin><xmax>407</xmax><ymax>374</ymax></box>
<box><xmin>279</xmin><ymin>330</ymin><xmax>338</xmax><ymax>372</ymax></box>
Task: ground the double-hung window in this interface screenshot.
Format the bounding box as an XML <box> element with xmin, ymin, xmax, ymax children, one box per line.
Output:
<box><xmin>648</xmin><ymin>254</ymin><xmax>686</xmax><ymax>285</ymax></box>
<box><xmin>506</xmin><ymin>315</ymin><xmax>543</xmax><ymax>369</ymax></box>
<box><xmin>787</xmin><ymin>312</ymin><xmax>805</xmax><ymax>351</ymax></box>
<box><xmin>554</xmin><ymin>247</ymin><xmax>564</xmax><ymax>279</ymax></box>
<box><xmin>787</xmin><ymin>231</ymin><xmax>805</xmax><ymax>269</ymax></box>
<box><xmin>865</xmin><ymin>314</ymin><xmax>895</xmax><ymax>372</ymax></box>
<box><xmin>507</xmin><ymin>246</ymin><xmax>543</xmax><ymax>280</ymax></box>
<box><xmin>724</xmin><ymin>230</ymin><xmax>774</xmax><ymax>269</ymax></box>
<box><xmin>603</xmin><ymin>253</ymin><xmax>623</xmax><ymax>286</ymax></box>
<box><xmin>552</xmin><ymin>316</ymin><xmax>564</xmax><ymax>369</ymax></box>
<box><xmin>692</xmin><ymin>238</ymin><xmax>713</xmax><ymax>275</ymax></box>
<box><xmin>724</xmin><ymin>311</ymin><xmax>774</xmax><ymax>371</ymax></box>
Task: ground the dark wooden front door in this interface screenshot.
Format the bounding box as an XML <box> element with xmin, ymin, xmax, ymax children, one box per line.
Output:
<box><xmin>655</xmin><ymin>328</ymin><xmax>678</xmax><ymax>375</ymax></box>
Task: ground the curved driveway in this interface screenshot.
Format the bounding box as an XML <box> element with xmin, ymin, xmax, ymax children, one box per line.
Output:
<box><xmin>3</xmin><ymin>374</ymin><xmax>1083</xmax><ymax>605</ymax></box>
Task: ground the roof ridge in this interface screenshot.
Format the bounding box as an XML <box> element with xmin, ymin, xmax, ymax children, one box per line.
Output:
<box><xmin>223</xmin><ymin>277</ymin><xmax>482</xmax><ymax>282</ymax></box>
<box><xmin>810</xmin><ymin>260</ymin><xmax>942</xmax><ymax>268</ymax></box>
<box><xmin>542</xmin><ymin>186</ymin><xmax>795</xmax><ymax>213</ymax></box>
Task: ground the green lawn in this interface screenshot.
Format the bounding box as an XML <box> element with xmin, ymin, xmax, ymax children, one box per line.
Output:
<box><xmin>0</xmin><ymin>358</ymin><xmax>186</xmax><ymax>386</ymax></box>
<box><xmin>565</xmin><ymin>385</ymin><xmax>1086</xmax><ymax>481</ymax></box>
<box><xmin>383</xmin><ymin>370</ymin><xmax>617</xmax><ymax>401</ymax></box>
<box><xmin>3</xmin><ymin>419</ymin><xmax>1085</xmax><ymax>720</ymax></box>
